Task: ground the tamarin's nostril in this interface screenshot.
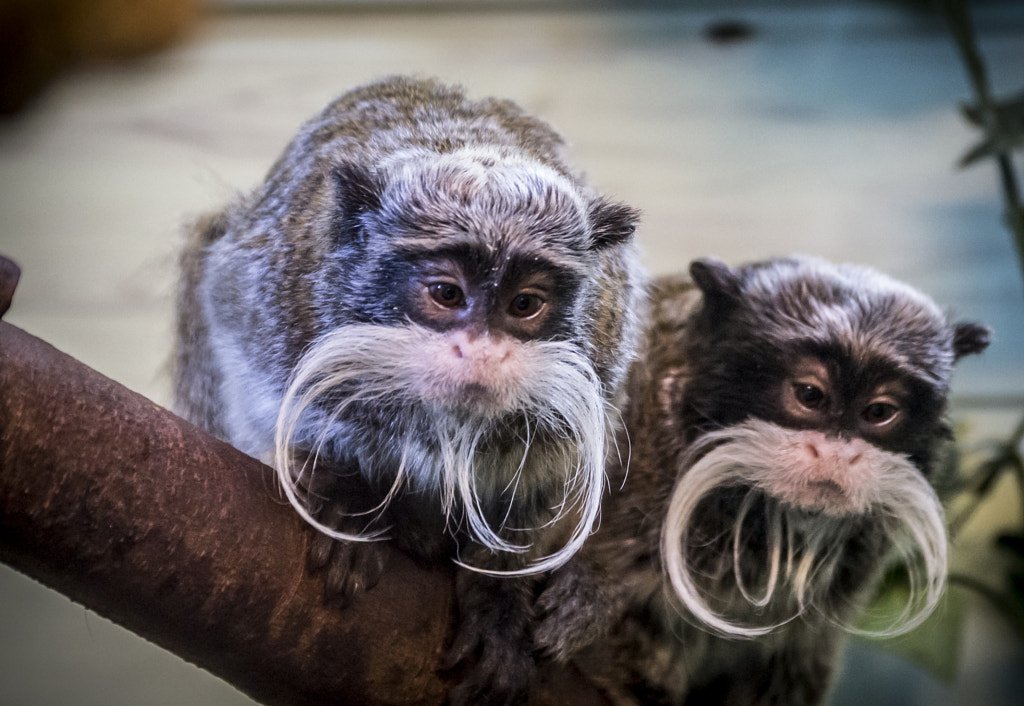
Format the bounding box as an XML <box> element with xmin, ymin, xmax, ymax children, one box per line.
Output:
<box><xmin>804</xmin><ymin>442</ymin><xmax>820</xmax><ymax>460</ymax></box>
<box><xmin>452</xmin><ymin>344</ymin><xmax>464</xmax><ymax>359</ymax></box>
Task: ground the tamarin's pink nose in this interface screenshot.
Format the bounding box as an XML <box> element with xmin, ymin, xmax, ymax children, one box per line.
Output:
<box><xmin>448</xmin><ymin>331</ymin><xmax>511</xmax><ymax>363</ymax></box>
<box><xmin>804</xmin><ymin>438</ymin><xmax>865</xmax><ymax>466</ymax></box>
<box><xmin>448</xmin><ymin>330</ymin><xmax>473</xmax><ymax>359</ymax></box>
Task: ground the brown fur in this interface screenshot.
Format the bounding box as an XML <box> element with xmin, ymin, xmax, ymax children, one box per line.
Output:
<box><xmin>537</xmin><ymin>256</ymin><xmax>988</xmax><ymax>705</ymax></box>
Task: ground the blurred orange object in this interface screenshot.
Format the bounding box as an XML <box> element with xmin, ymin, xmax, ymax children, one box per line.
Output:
<box><xmin>0</xmin><ymin>0</ymin><xmax>203</xmax><ymax>115</ymax></box>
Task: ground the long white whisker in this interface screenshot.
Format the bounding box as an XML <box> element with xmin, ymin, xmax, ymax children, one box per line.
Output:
<box><xmin>273</xmin><ymin>322</ymin><xmax>613</xmax><ymax>577</ymax></box>
<box><xmin>661</xmin><ymin>419</ymin><xmax>949</xmax><ymax>638</ymax></box>
<box><xmin>732</xmin><ymin>490</ymin><xmax>777</xmax><ymax>608</ymax></box>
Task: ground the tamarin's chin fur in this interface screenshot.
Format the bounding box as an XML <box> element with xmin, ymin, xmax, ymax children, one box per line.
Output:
<box><xmin>536</xmin><ymin>255</ymin><xmax>988</xmax><ymax>706</ymax></box>
<box><xmin>173</xmin><ymin>75</ymin><xmax>646</xmax><ymax>705</ymax></box>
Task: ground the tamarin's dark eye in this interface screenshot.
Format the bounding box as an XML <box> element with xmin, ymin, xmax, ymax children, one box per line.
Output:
<box><xmin>793</xmin><ymin>383</ymin><xmax>826</xmax><ymax>410</ymax></box>
<box><xmin>428</xmin><ymin>282</ymin><xmax>465</xmax><ymax>308</ymax></box>
<box><xmin>862</xmin><ymin>401</ymin><xmax>899</xmax><ymax>426</ymax></box>
<box><xmin>509</xmin><ymin>292</ymin><xmax>545</xmax><ymax>319</ymax></box>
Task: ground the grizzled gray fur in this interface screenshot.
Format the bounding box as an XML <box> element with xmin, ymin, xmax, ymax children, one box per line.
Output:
<box><xmin>536</xmin><ymin>255</ymin><xmax>988</xmax><ymax>705</ymax></box>
<box><xmin>173</xmin><ymin>76</ymin><xmax>645</xmax><ymax>704</ymax></box>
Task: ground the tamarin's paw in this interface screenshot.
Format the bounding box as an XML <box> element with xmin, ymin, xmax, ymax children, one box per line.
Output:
<box><xmin>443</xmin><ymin>628</ymin><xmax>535</xmax><ymax>706</ymax></box>
<box><xmin>442</xmin><ymin>571</ymin><xmax>537</xmax><ymax>706</ymax></box>
<box><xmin>534</xmin><ymin>561</ymin><xmax>611</xmax><ymax>661</ymax></box>
<box><xmin>308</xmin><ymin>530</ymin><xmax>387</xmax><ymax>608</ymax></box>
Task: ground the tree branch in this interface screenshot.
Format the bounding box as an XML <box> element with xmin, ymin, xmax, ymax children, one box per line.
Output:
<box><xmin>0</xmin><ymin>257</ymin><xmax>603</xmax><ymax>705</ymax></box>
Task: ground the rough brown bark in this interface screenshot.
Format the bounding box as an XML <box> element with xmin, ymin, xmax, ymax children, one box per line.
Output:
<box><xmin>0</xmin><ymin>255</ymin><xmax>604</xmax><ymax>705</ymax></box>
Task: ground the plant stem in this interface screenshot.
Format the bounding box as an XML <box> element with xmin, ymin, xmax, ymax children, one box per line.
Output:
<box><xmin>940</xmin><ymin>0</ymin><xmax>1024</xmax><ymax>540</ymax></box>
<box><xmin>948</xmin><ymin>415</ymin><xmax>1024</xmax><ymax>540</ymax></box>
<box><xmin>940</xmin><ymin>0</ymin><xmax>1024</xmax><ymax>279</ymax></box>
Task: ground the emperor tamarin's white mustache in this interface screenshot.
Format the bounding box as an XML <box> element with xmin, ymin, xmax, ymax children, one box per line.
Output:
<box><xmin>274</xmin><ymin>322</ymin><xmax>610</xmax><ymax>576</ymax></box>
<box><xmin>661</xmin><ymin>418</ymin><xmax>948</xmax><ymax>638</ymax></box>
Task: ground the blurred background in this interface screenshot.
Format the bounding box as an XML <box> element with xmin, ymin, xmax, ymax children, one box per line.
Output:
<box><xmin>1</xmin><ymin>0</ymin><xmax>1022</xmax><ymax>704</ymax></box>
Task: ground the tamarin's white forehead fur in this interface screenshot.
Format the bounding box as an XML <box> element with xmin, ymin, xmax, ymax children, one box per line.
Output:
<box><xmin>371</xmin><ymin>145</ymin><xmax>596</xmax><ymax>264</ymax></box>
<box><xmin>740</xmin><ymin>255</ymin><xmax>957</xmax><ymax>390</ymax></box>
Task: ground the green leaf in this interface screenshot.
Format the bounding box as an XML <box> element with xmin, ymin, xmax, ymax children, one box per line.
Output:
<box><xmin>957</xmin><ymin>91</ymin><xmax>1024</xmax><ymax>168</ymax></box>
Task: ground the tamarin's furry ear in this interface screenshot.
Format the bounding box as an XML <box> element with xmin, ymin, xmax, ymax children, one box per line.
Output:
<box><xmin>332</xmin><ymin>162</ymin><xmax>383</xmax><ymax>243</ymax></box>
<box><xmin>952</xmin><ymin>321</ymin><xmax>991</xmax><ymax>360</ymax></box>
<box><xmin>588</xmin><ymin>199</ymin><xmax>640</xmax><ymax>248</ymax></box>
<box><xmin>689</xmin><ymin>257</ymin><xmax>743</xmax><ymax>315</ymax></box>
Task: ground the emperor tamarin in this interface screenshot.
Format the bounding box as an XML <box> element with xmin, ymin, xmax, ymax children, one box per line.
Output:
<box><xmin>173</xmin><ymin>76</ymin><xmax>645</xmax><ymax>702</ymax></box>
<box><xmin>536</xmin><ymin>255</ymin><xmax>988</xmax><ymax>705</ymax></box>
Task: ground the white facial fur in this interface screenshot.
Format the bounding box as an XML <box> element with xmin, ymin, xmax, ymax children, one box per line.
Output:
<box><xmin>371</xmin><ymin>146</ymin><xmax>600</xmax><ymax>262</ymax></box>
<box><xmin>273</xmin><ymin>322</ymin><xmax>612</xmax><ymax>576</ymax></box>
<box><xmin>661</xmin><ymin>418</ymin><xmax>947</xmax><ymax>638</ymax></box>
